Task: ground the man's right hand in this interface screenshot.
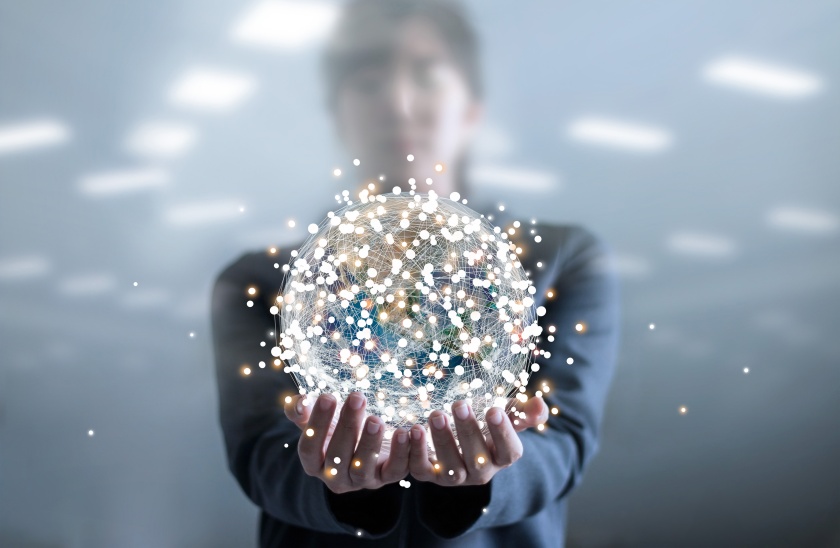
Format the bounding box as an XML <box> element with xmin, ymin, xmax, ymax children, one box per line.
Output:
<box><xmin>284</xmin><ymin>391</ymin><xmax>411</xmax><ymax>494</ymax></box>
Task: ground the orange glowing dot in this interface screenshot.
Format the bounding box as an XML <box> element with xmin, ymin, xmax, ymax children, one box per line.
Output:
<box><xmin>477</xmin><ymin>456</ymin><xmax>486</xmax><ymax>465</ymax></box>
<box><xmin>546</xmin><ymin>290</ymin><xmax>554</xmax><ymax>298</ymax></box>
<box><xmin>433</xmin><ymin>463</ymin><xmax>440</xmax><ymax>470</ymax></box>
<box><xmin>575</xmin><ymin>322</ymin><xmax>587</xmax><ymax>333</ymax></box>
<box><xmin>242</xmin><ymin>366</ymin><xmax>251</xmax><ymax>376</ymax></box>
<box><xmin>305</xmin><ymin>428</ymin><xmax>315</xmax><ymax>437</ymax></box>
<box><xmin>435</xmin><ymin>163</ymin><xmax>445</xmax><ymax>173</ymax></box>
<box><xmin>329</xmin><ymin>467</ymin><xmax>338</xmax><ymax>476</ymax></box>
<box><xmin>354</xmin><ymin>460</ymin><xmax>361</xmax><ymax>467</ymax></box>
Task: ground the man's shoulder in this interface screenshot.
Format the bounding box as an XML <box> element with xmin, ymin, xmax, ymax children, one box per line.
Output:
<box><xmin>214</xmin><ymin>246</ymin><xmax>296</xmax><ymax>288</ymax></box>
<box><xmin>531</xmin><ymin>222</ymin><xmax>611</xmax><ymax>262</ymax></box>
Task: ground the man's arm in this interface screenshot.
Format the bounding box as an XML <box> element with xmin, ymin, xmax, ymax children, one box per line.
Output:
<box><xmin>415</xmin><ymin>225</ymin><xmax>621</xmax><ymax>538</ymax></box>
<box><xmin>211</xmin><ymin>251</ymin><xmax>403</xmax><ymax>537</ymax></box>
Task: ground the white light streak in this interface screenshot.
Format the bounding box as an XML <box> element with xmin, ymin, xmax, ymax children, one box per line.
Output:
<box><xmin>168</xmin><ymin>67</ymin><xmax>256</xmax><ymax>111</ymax></box>
<box><xmin>567</xmin><ymin>117</ymin><xmax>672</xmax><ymax>152</ymax></box>
<box><xmin>469</xmin><ymin>165</ymin><xmax>558</xmax><ymax>192</ymax></box>
<box><xmin>79</xmin><ymin>167</ymin><xmax>169</xmax><ymax>196</ymax></box>
<box><xmin>125</xmin><ymin>121</ymin><xmax>197</xmax><ymax>159</ymax></box>
<box><xmin>230</xmin><ymin>0</ymin><xmax>339</xmax><ymax>50</ymax></box>
<box><xmin>58</xmin><ymin>273</ymin><xmax>117</xmax><ymax>296</ymax></box>
<box><xmin>703</xmin><ymin>56</ymin><xmax>823</xmax><ymax>99</ymax></box>
<box><xmin>165</xmin><ymin>199</ymin><xmax>244</xmax><ymax>225</ymax></box>
<box><xmin>0</xmin><ymin>119</ymin><xmax>70</xmax><ymax>155</ymax></box>
<box><xmin>667</xmin><ymin>232</ymin><xmax>737</xmax><ymax>258</ymax></box>
<box><xmin>0</xmin><ymin>255</ymin><xmax>51</xmax><ymax>281</ymax></box>
<box><xmin>766</xmin><ymin>206</ymin><xmax>838</xmax><ymax>234</ymax></box>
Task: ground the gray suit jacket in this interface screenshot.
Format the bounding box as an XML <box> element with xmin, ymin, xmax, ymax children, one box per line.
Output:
<box><xmin>211</xmin><ymin>215</ymin><xmax>620</xmax><ymax>547</ymax></box>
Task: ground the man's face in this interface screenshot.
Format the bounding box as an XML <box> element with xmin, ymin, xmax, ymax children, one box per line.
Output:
<box><xmin>333</xmin><ymin>16</ymin><xmax>481</xmax><ymax>186</ymax></box>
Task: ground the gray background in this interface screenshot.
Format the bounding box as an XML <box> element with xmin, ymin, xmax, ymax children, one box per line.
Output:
<box><xmin>1</xmin><ymin>0</ymin><xmax>838</xmax><ymax>546</ymax></box>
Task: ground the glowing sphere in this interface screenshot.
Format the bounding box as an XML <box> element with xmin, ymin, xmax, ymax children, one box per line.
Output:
<box><xmin>275</xmin><ymin>191</ymin><xmax>539</xmax><ymax>451</ymax></box>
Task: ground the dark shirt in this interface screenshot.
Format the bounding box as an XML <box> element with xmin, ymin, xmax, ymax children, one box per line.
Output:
<box><xmin>211</xmin><ymin>216</ymin><xmax>620</xmax><ymax>547</ymax></box>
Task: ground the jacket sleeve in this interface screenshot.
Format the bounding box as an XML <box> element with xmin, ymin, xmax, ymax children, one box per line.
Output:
<box><xmin>211</xmin><ymin>252</ymin><xmax>403</xmax><ymax>538</ymax></box>
<box><xmin>416</xmin><ymin>226</ymin><xmax>621</xmax><ymax>538</ymax></box>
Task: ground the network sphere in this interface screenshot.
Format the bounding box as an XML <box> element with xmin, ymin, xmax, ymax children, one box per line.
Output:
<box><xmin>275</xmin><ymin>191</ymin><xmax>540</xmax><ymax>447</ymax></box>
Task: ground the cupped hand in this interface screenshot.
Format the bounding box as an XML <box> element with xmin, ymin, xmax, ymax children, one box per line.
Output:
<box><xmin>284</xmin><ymin>391</ymin><xmax>410</xmax><ymax>494</ymax></box>
<box><xmin>407</xmin><ymin>396</ymin><xmax>549</xmax><ymax>487</ymax></box>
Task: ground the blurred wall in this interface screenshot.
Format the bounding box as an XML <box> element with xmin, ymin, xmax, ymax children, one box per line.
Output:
<box><xmin>1</xmin><ymin>1</ymin><xmax>839</xmax><ymax>546</ymax></box>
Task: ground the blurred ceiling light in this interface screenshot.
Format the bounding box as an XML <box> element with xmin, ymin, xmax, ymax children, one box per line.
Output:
<box><xmin>121</xmin><ymin>288</ymin><xmax>170</xmax><ymax>308</ymax></box>
<box><xmin>58</xmin><ymin>273</ymin><xmax>117</xmax><ymax>296</ymax></box>
<box><xmin>667</xmin><ymin>232</ymin><xmax>737</xmax><ymax>258</ymax></box>
<box><xmin>79</xmin><ymin>167</ymin><xmax>169</xmax><ymax>196</ymax></box>
<box><xmin>766</xmin><ymin>206</ymin><xmax>838</xmax><ymax>234</ymax></box>
<box><xmin>608</xmin><ymin>254</ymin><xmax>652</xmax><ymax>278</ymax></box>
<box><xmin>125</xmin><ymin>121</ymin><xmax>197</xmax><ymax>159</ymax></box>
<box><xmin>0</xmin><ymin>119</ymin><xmax>70</xmax><ymax>155</ymax></box>
<box><xmin>703</xmin><ymin>56</ymin><xmax>823</xmax><ymax>98</ymax></box>
<box><xmin>567</xmin><ymin>117</ymin><xmax>672</xmax><ymax>152</ymax></box>
<box><xmin>472</xmin><ymin>125</ymin><xmax>514</xmax><ymax>159</ymax></box>
<box><xmin>469</xmin><ymin>165</ymin><xmax>558</xmax><ymax>192</ymax></box>
<box><xmin>0</xmin><ymin>255</ymin><xmax>51</xmax><ymax>280</ymax></box>
<box><xmin>168</xmin><ymin>67</ymin><xmax>256</xmax><ymax>111</ymax></box>
<box><xmin>230</xmin><ymin>0</ymin><xmax>339</xmax><ymax>49</ymax></box>
<box><xmin>165</xmin><ymin>199</ymin><xmax>243</xmax><ymax>225</ymax></box>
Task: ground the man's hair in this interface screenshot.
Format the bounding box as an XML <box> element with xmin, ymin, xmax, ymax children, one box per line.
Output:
<box><xmin>321</xmin><ymin>0</ymin><xmax>483</xmax><ymax>109</ymax></box>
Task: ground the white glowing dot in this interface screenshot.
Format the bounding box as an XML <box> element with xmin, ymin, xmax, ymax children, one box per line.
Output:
<box><xmin>353</xmin><ymin>158</ymin><xmax>360</xmax><ymax>166</ymax></box>
<box><xmin>534</xmin><ymin>235</ymin><xmax>542</xmax><ymax>243</ymax></box>
<box><xmin>288</xmin><ymin>220</ymin><xmax>296</xmax><ymax>228</ymax></box>
<box><xmin>536</xmin><ymin>262</ymin><xmax>542</xmax><ymax>268</ymax></box>
<box><xmin>499</xmin><ymin>205</ymin><xmax>505</xmax><ymax>211</ymax></box>
<box><xmin>356</xmin><ymin>531</ymin><xmax>362</xmax><ymax>537</ymax></box>
<box><xmin>679</xmin><ymin>406</ymin><xmax>688</xmax><ymax>415</ymax></box>
<box><xmin>239</xmin><ymin>206</ymin><xmax>245</xmax><ymax>213</ymax></box>
<box><xmin>551</xmin><ymin>407</ymin><xmax>559</xmax><ymax>415</ymax></box>
<box><xmin>649</xmin><ymin>323</ymin><xmax>656</xmax><ymax>330</ymax></box>
<box><xmin>243</xmin><ymin>367</ymin><xmax>251</xmax><ymax>375</ymax></box>
<box><xmin>425</xmin><ymin>177</ymin><xmax>433</xmax><ymax>185</ymax></box>
<box><xmin>406</xmin><ymin>154</ymin><xmax>414</xmax><ymax>161</ymax></box>
<box><xmin>566</xmin><ymin>357</ymin><xmax>574</xmax><ymax>365</ymax></box>
<box><xmin>482</xmin><ymin>507</ymin><xmax>488</xmax><ymax>513</ymax></box>
<box><xmin>246</xmin><ymin>300</ymin><xmax>254</xmax><ymax>307</ymax></box>
<box><xmin>333</xmin><ymin>168</ymin><xmax>341</xmax><ymax>177</ymax></box>
<box><xmin>88</xmin><ymin>430</ymin><xmax>95</xmax><ymax>437</ymax></box>
<box><xmin>305</xmin><ymin>428</ymin><xmax>314</xmax><ymax>437</ymax></box>
<box><xmin>448</xmin><ymin>469</ymin><xmax>454</xmax><ymax>476</ymax></box>
<box><xmin>247</xmin><ymin>287</ymin><xmax>256</xmax><ymax>295</ymax></box>
<box><xmin>284</xmin><ymin>443</ymin><xmax>289</xmax><ymax>448</ymax></box>
<box><xmin>189</xmin><ymin>332</ymin><xmax>195</xmax><ymax>338</ymax></box>
<box><xmin>133</xmin><ymin>281</ymin><xmax>138</xmax><ymax>287</ymax></box>
<box><xmin>308</xmin><ymin>223</ymin><xmax>319</xmax><ymax>234</ymax></box>
<box><xmin>333</xmin><ymin>456</ymin><xmax>341</xmax><ymax>464</ymax></box>
<box><xmin>575</xmin><ymin>323</ymin><xmax>584</xmax><ymax>332</ymax></box>
<box><xmin>743</xmin><ymin>367</ymin><xmax>750</xmax><ymax>374</ymax></box>
<box><xmin>284</xmin><ymin>396</ymin><xmax>292</xmax><ymax>403</ymax></box>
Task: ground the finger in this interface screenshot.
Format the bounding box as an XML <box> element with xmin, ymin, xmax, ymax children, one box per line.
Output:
<box><xmin>523</xmin><ymin>396</ymin><xmax>549</xmax><ymax>428</ymax></box>
<box><xmin>348</xmin><ymin>415</ymin><xmax>385</xmax><ymax>488</ymax></box>
<box><xmin>283</xmin><ymin>394</ymin><xmax>312</xmax><ymax>430</ymax></box>
<box><xmin>380</xmin><ymin>428</ymin><xmax>410</xmax><ymax>484</ymax></box>
<box><xmin>298</xmin><ymin>393</ymin><xmax>336</xmax><ymax>476</ymax></box>
<box><xmin>451</xmin><ymin>400</ymin><xmax>492</xmax><ymax>483</ymax></box>
<box><xmin>509</xmin><ymin>396</ymin><xmax>549</xmax><ymax>433</ymax></box>
<box><xmin>428</xmin><ymin>411</ymin><xmax>467</xmax><ymax>484</ymax></box>
<box><xmin>485</xmin><ymin>406</ymin><xmax>523</xmax><ymax>467</ymax></box>
<box><xmin>408</xmin><ymin>424</ymin><xmax>435</xmax><ymax>481</ymax></box>
<box><xmin>323</xmin><ymin>392</ymin><xmax>367</xmax><ymax>486</ymax></box>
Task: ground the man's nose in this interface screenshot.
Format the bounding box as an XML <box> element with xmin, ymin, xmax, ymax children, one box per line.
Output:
<box><xmin>385</xmin><ymin>71</ymin><xmax>415</xmax><ymax>121</ymax></box>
